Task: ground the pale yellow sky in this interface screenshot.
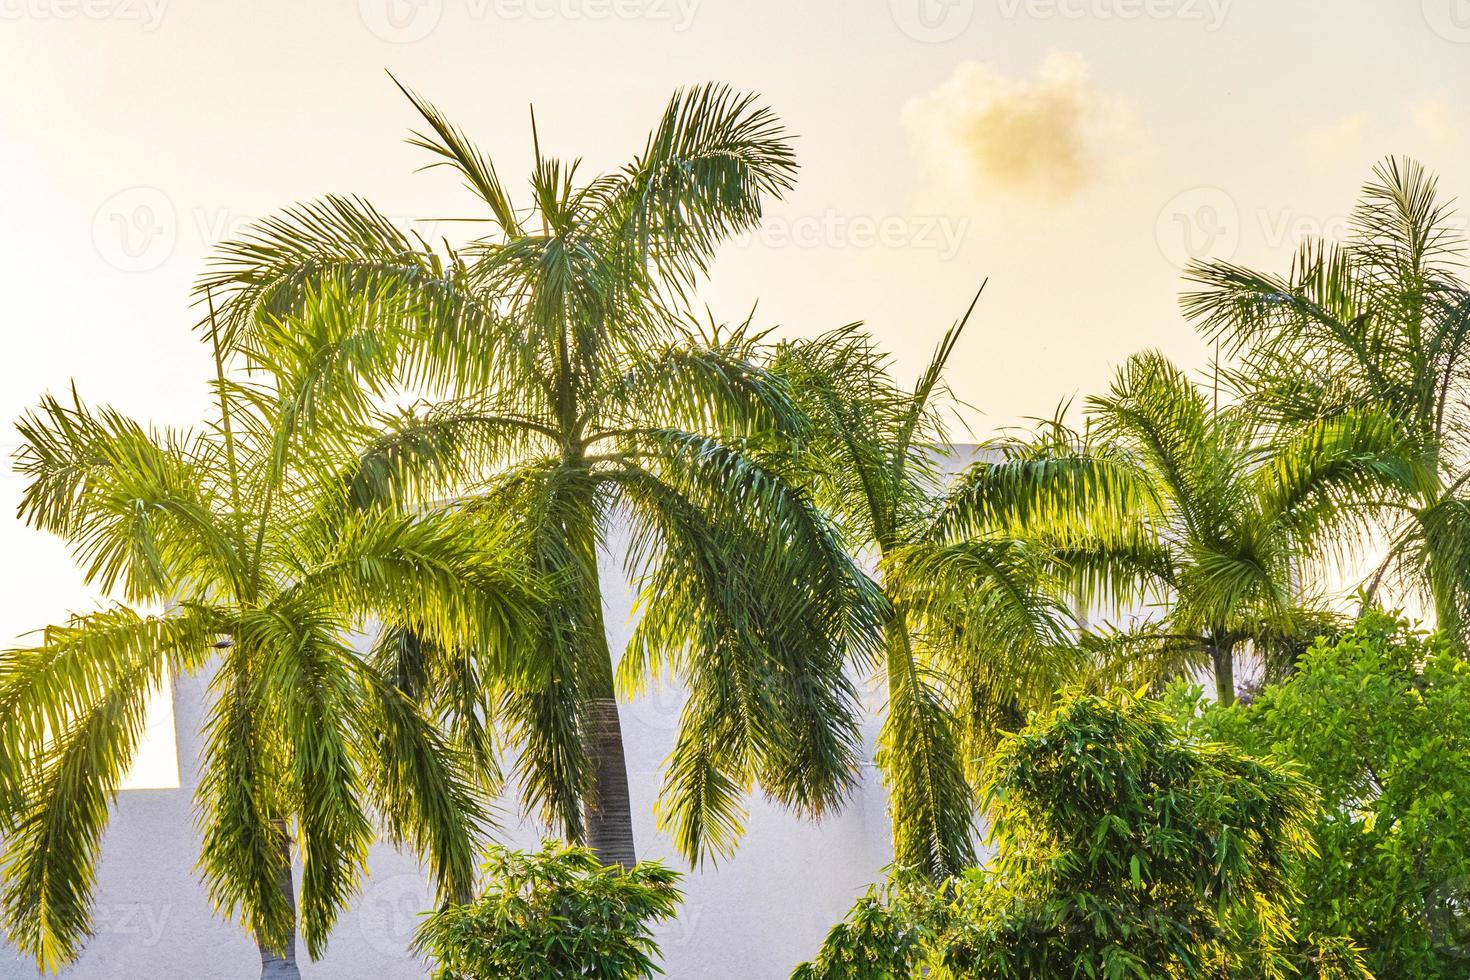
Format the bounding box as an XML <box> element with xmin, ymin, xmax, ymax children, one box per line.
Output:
<box><xmin>2</xmin><ymin>0</ymin><xmax>1466</xmax><ymax>781</ymax></box>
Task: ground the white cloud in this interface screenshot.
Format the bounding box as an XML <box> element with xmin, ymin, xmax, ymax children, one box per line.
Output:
<box><xmin>902</xmin><ymin>52</ymin><xmax>1147</xmax><ymax>205</ymax></box>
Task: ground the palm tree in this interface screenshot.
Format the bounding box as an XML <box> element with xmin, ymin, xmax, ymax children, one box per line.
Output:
<box><xmin>1071</xmin><ymin>351</ymin><xmax>1399</xmax><ymax>704</ymax></box>
<box><xmin>1183</xmin><ymin>158</ymin><xmax>1470</xmax><ymax>638</ymax></box>
<box><xmin>0</xmin><ymin>284</ymin><xmax>538</xmax><ymax>978</ymax></box>
<box><xmin>768</xmin><ymin>310</ymin><xmax>1138</xmax><ymax>879</ymax></box>
<box><xmin>198</xmin><ymin>80</ymin><xmax>884</xmax><ymax>869</ymax></box>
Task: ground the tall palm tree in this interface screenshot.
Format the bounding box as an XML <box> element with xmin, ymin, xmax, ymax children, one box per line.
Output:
<box><xmin>0</xmin><ymin>284</ymin><xmax>537</xmax><ymax>978</ymax></box>
<box><xmin>1072</xmin><ymin>351</ymin><xmax>1399</xmax><ymax>704</ymax></box>
<box><xmin>199</xmin><ymin>81</ymin><xmax>884</xmax><ymax>869</ymax></box>
<box><xmin>1183</xmin><ymin>158</ymin><xmax>1470</xmax><ymax>638</ymax></box>
<box><xmin>768</xmin><ymin>311</ymin><xmax>1138</xmax><ymax>879</ymax></box>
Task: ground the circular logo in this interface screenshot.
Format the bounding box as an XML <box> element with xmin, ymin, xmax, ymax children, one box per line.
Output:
<box><xmin>1423</xmin><ymin>0</ymin><xmax>1470</xmax><ymax>42</ymax></box>
<box><xmin>1154</xmin><ymin>186</ymin><xmax>1240</xmax><ymax>269</ymax></box>
<box><xmin>889</xmin><ymin>0</ymin><xmax>975</xmax><ymax>42</ymax></box>
<box><xmin>1427</xmin><ymin>876</ymin><xmax>1470</xmax><ymax>959</ymax></box>
<box><xmin>359</xmin><ymin>0</ymin><xmax>444</xmax><ymax>42</ymax></box>
<box><xmin>623</xmin><ymin>683</ymin><xmax>687</xmax><ymax>736</ymax></box>
<box><xmin>92</xmin><ymin>186</ymin><xmax>177</xmax><ymax>273</ymax></box>
<box><xmin>356</xmin><ymin>872</ymin><xmax>431</xmax><ymax>957</ymax></box>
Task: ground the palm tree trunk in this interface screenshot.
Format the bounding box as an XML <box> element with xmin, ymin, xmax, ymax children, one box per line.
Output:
<box><xmin>574</xmin><ymin>526</ymin><xmax>638</xmax><ymax>870</ymax></box>
<box><xmin>581</xmin><ymin>684</ymin><xmax>637</xmax><ymax>869</ymax></box>
<box><xmin>1211</xmin><ymin>642</ymin><xmax>1236</xmax><ymax>707</ymax></box>
<box><xmin>256</xmin><ymin>823</ymin><xmax>301</xmax><ymax>979</ymax></box>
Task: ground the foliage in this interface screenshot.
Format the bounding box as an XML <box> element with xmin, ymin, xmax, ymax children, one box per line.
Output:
<box><xmin>1185</xmin><ymin>157</ymin><xmax>1470</xmax><ymax>640</ymax></box>
<box><xmin>1183</xmin><ymin>610</ymin><xmax>1470</xmax><ymax>977</ymax></box>
<box><xmin>950</xmin><ymin>690</ymin><xmax>1328</xmax><ymax>978</ymax></box>
<box><xmin>200</xmin><ymin>79</ymin><xmax>883</xmax><ymax>868</ymax></box>
<box><xmin>0</xmin><ymin>284</ymin><xmax>539</xmax><ymax>972</ymax></box>
<box><xmin>788</xmin><ymin>878</ymin><xmax>940</xmax><ymax>980</ymax></box>
<box><xmin>413</xmin><ymin>841</ymin><xmax>682</xmax><ymax>980</ymax></box>
<box><xmin>793</xmin><ymin>690</ymin><xmax>1369</xmax><ymax>979</ymax></box>
<box><xmin>11</xmin><ymin>78</ymin><xmax>1470</xmax><ymax>979</ymax></box>
<box><xmin>770</xmin><ymin>315</ymin><xmax>1132</xmax><ymax>879</ymax></box>
<box><xmin>1067</xmin><ymin>350</ymin><xmax>1395</xmax><ymax>703</ymax></box>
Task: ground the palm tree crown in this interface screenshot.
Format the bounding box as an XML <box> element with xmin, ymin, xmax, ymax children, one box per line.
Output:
<box><xmin>1184</xmin><ymin>157</ymin><xmax>1470</xmax><ymax>637</ymax></box>
<box><xmin>199</xmin><ymin>79</ymin><xmax>885</xmax><ymax>869</ymax></box>
<box><xmin>770</xmin><ymin>311</ymin><xmax>1138</xmax><ymax>879</ymax></box>
<box><xmin>1</xmin><ymin>283</ymin><xmax>538</xmax><ymax>975</ymax></box>
<box><xmin>1072</xmin><ymin>351</ymin><xmax>1398</xmax><ymax>702</ymax></box>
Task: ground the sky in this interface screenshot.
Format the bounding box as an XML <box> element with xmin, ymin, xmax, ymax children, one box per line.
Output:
<box><xmin>2</xmin><ymin>0</ymin><xmax>1469</xmax><ymax>784</ymax></box>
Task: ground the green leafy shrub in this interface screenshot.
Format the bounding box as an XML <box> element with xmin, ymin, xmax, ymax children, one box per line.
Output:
<box><xmin>793</xmin><ymin>690</ymin><xmax>1369</xmax><ymax>978</ymax></box>
<box><xmin>413</xmin><ymin>841</ymin><xmax>682</xmax><ymax>979</ymax></box>
<box><xmin>790</xmin><ymin>878</ymin><xmax>940</xmax><ymax>980</ymax></box>
<box><xmin>1186</xmin><ymin>610</ymin><xmax>1470</xmax><ymax>978</ymax></box>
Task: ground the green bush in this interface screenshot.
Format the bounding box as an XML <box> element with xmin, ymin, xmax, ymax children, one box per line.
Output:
<box><xmin>793</xmin><ymin>690</ymin><xmax>1369</xmax><ymax>978</ymax></box>
<box><xmin>1185</xmin><ymin>611</ymin><xmax>1470</xmax><ymax>978</ymax></box>
<box><xmin>790</xmin><ymin>878</ymin><xmax>940</xmax><ymax>980</ymax></box>
<box><xmin>413</xmin><ymin>841</ymin><xmax>682</xmax><ymax>979</ymax></box>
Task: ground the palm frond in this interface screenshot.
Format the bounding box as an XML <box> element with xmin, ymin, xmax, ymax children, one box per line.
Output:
<box><xmin>286</xmin><ymin>506</ymin><xmax>540</xmax><ymax>679</ymax></box>
<box><xmin>196</xmin><ymin>648</ymin><xmax>294</xmax><ymax>960</ymax></box>
<box><xmin>876</xmin><ymin>627</ymin><xmax>975</xmax><ymax>880</ymax></box>
<box><xmin>591</xmin><ymin>330</ymin><xmax>805</xmax><ymax>444</ymax></box>
<box><xmin>242</xmin><ymin>608</ymin><xmax>372</xmax><ymax>959</ymax></box>
<box><xmin>611</xmin><ymin>451</ymin><xmax>880</xmax><ymax>861</ymax></box>
<box><xmin>390</xmin><ymin>74</ymin><xmax>523</xmax><ymax>235</ymax></box>
<box><xmin>0</xmin><ymin>607</ymin><xmax>216</xmax><ymax>970</ymax></box>
<box><xmin>352</xmin><ymin>659</ymin><xmax>491</xmax><ymax>906</ymax></box>
<box><xmin>887</xmin><ymin>538</ymin><xmax>1084</xmax><ymax>767</ymax></box>
<box><xmin>14</xmin><ymin>392</ymin><xmax>239</xmax><ymax>601</ymax></box>
<box><xmin>598</xmin><ymin>83</ymin><xmax>798</xmax><ymax>289</ymax></box>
